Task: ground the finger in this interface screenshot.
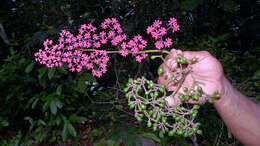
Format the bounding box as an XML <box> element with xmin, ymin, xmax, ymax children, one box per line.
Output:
<box><xmin>158</xmin><ymin>63</ymin><xmax>170</xmax><ymax>84</ymax></box>
<box><xmin>165</xmin><ymin>96</ymin><xmax>181</xmax><ymax>107</ymax></box>
<box><xmin>183</xmin><ymin>51</ymin><xmax>212</xmax><ymax>61</ymax></box>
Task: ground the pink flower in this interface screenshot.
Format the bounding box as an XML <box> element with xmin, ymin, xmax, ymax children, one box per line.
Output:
<box><xmin>120</xmin><ymin>49</ymin><xmax>128</xmax><ymax>57</ymax></box>
<box><xmin>164</xmin><ymin>38</ymin><xmax>172</xmax><ymax>47</ymax></box>
<box><xmin>136</xmin><ymin>53</ymin><xmax>148</xmax><ymax>62</ymax></box>
<box><xmin>168</xmin><ymin>17</ymin><xmax>180</xmax><ymax>33</ymax></box>
<box><xmin>35</xmin><ymin>17</ymin><xmax>181</xmax><ymax>78</ymax></box>
<box><xmin>127</xmin><ymin>35</ymin><xmax>147</xmax><ymax>55</ymax></box>
<box><xmin>155</xmin><ymin>41</ymin><xmax>164</xmax><ymax>49</ymax></box>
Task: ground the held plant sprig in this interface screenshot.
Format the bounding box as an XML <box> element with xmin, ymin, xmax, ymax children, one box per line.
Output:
<box><xmin>124</xmin><ymin>53</ymin><xmax>220</xmax><ymax>137</ymax></box>
<box><xmin>34</xmin><ymin>17</ymin><xmax>220</xmax><ymax>137</ymax></box>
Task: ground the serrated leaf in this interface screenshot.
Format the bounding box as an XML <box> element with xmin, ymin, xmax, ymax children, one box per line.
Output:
<box><xmin>25</xmin><ymin>62</ymin><xmax>35</xmax><ymax>73</ymax></box>
<box><xmin>142</xmin><ymin>132</ymin><xmax>161</xmax><ymax>143</ymax></box>
<box><xmin>50</xmin><ymin>100</ymin><xmax>57</xmax><ymax>115</ymax></box>
<box><xmin>67</xmin><ymin>122</ymin><xmax>77</xmax><ymax>137</ymax></box>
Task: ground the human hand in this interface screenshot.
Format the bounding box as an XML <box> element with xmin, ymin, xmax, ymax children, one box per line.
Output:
<box><xmin>158</xmin><ymin>49</ymin><xmax>225</xmax><ymax>106</ymax></box>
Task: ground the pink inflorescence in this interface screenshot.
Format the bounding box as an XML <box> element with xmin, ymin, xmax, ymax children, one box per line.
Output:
<box><xmin>147</xmin><ymin>18</ymin><xmax>179</xmax><ymax>50</ymax></box>
<box><xmin>34</xmin><ymin>17</ymin><xmax>180</xmax><ymax>77</ymax></box>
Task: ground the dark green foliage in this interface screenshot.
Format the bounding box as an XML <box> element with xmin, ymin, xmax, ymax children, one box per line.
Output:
<box><xmin>0</xmin><ymin>0</ymin><xmax>259</xmax><ymax>145</ymax></box>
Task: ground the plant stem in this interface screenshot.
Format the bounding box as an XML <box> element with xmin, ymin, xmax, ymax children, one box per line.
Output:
<box><xmin>170</xmin><ymin>72</ymin><xmax>187</xmax><ymax>98</ymax></box>
<box><xmin>78</xmin><ymin>48</ymin><xmax>170</xmax><ymax>54</ymax></box>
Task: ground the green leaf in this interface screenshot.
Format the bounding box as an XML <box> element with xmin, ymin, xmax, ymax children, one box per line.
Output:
<box><xmin>50</xmin><ymin>100</ymin><xmax>57</xmax><ymax>115</ymax></box>
<box><xmin>142</xmin><ymin>132</ymin><xmax>161</xmax><ymax>143</ymax></box>
<box><xmin>32</xmin><ymin>98</ymin><xmax>39</xmax><ymax>109</ymax></box>
<box><xmin>56</xmin><ymin>85</ymin><xmax>62</xmax><ymax>95</ymax></box>
<box><xmin>84</xmin><ymin>72</ymin><xmax>96</xmax><ymax>82</ymax></box>
<box><xmin>42</xmin><ymin>102</ymin><xmax>49</xmax><ymax>112</ymax></box>
<box><xmin>62</xmin><ymin>122</ymin><xmax>68</xmax><ymax>141</ymax></box>
<box><xmin>25</xmin><ymin>62</ymin><xmax>35</xmax><ymax>73</ymax></box>
<box><xmin>38</xmin><ymin>67</ymin><xmax>47</xmax><ymax>79</ymax></box>
<box><xmin>94</xmin><ymin>138</ymin><xmax>106</xmax><ymax>146</ymax></box>
<box><xmin>48</xmin><ymin>68</ymin><xmax>55</xmax><ymax>79</ymax></box>
<box><xmin>67</xmin><ymin>122</ymin><xmax>77</xmax><ymax>137</ymax></box>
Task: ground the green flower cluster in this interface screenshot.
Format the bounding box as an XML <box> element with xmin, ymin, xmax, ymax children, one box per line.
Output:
<box><xmin>124</xmin><ymin>55</ymin><xmax>220</xmax><ymax>138</ymax></box>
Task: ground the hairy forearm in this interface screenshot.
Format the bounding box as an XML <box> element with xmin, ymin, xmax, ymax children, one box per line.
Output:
<box><xmin>214</xmin><ymin>77</ymin><xmax>260</xmax><ymax>146</ymax></box>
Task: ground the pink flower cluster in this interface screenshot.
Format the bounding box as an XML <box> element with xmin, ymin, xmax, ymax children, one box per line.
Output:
<box><xmin>147</xmin><ymin>18</ymin><xmax>179</xmax><ymax>50</ymax></box>
<box><xmin>35</xmin><ymin>17</ymin><xmax>180</xmax><ymax>77</ymax></box>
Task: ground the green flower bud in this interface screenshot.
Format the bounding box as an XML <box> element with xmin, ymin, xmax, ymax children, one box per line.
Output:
<box><xmin>158</xmin><ymin>68</ymin><xmax>163</xmax><ymax>74</ymax></box>
<box><xmin>171</xmin><ymin>76</ymin><xmax>176</xmax><ymax>81</ymax></box>
<box><xmin>137</xmin><ymin>116</ymin><xmax>142</xmax><ymax>122</ymax></box>
<box><xmin>197</xmin><ymin>130</ymin><xmax>202</xmax><ymax>135</ymax></box>
<box><xmin>161</xmin><ymin>84</ymin><xmax>166</xmax><ymax>89</ymax></box>
<box><xmin>153</xmin><ymin>124</ymin><xmax>157</xmax><ymax>131</ymax></box>
<box><xmin>149</xmin><ymin>83</ymin><xmax>154</xmax><ymax>88</ymax></box>
<box><xmin>194</xmin><ymin>105</ymin><xmax>200</xmax><ymax>110</ymax></box>
<box><xmin>180</xmin><ymin>58</ymin><xmax>188</xmax><ymax>64</ymax></box>
<box><xmin>147</xmin><ymin>121</ymin><xmax>152</xmax><ymax>127</ymax></box>
<box><xmin>161</xmin><ymin>99</ymin><xmax>166</xmax><ymax>104</ymax></box>
<box><xmin>177</xmin><ymin>130</ymin><xmax>183</xmax><ymax>135</ymax></box>
<box><xmin>145</xmin><ymin>91</ymin><xmax>149</xmax><ymax>95</ymax></box>
<box><xmin>129</xmin><ymin>104</ymin><xmax>135</xmax><ymax>109</ymax></box>
<box><xmin>168</xmin><ymin>130</ymin><xmax>175</xmax><ymax>136</ymax></box>
<box><xmin>162</xmin><ymin>118</ymin><xmax>167</xmax><ymax>123</ymax></box>
<box><xmin>176</xmin><ymin>57</ymin><xmax>181</xmax><ymax>63</ymax></box>
<box><xmin>133</xmin><ymin>80</ymin><xmax>137</xmax><ymax>83</ymax></box>
<box><xmin>161</xmin><ymin>112</ymin><xmax>166</xmax><ymax>116</ymax></box>
<box><xmin>141</xmin><ymin>104</ymin><xmax>146</xmax><ymax>110</ymax></box>
<box><xmin>150</xmin><ymin>56</ymin><xmax>156</xmax><ymax>60</ymax></box>
<box><xmin>178</xmin><ymin>93</ymin><xmax>185</xmax><ymax>101</ymax></box>
<box><xmin>154</xmin><ymin>91</ymin><xmax>159</xmax><ymax>97</ymax></box>
<box><xmin>124</xmin><ymin>88</ymin><xmax>128</xmax><ymax>92</ymax></box>
<box><xmin>125</xmin><ymin>93</ymin><xmax>129</xmax><ymax>98</ymax></box>
<box><xmin>197</xmin><ymin>86</ymin><xmax>203</xmax><ymax>92</ymax></box>
<box><xmin>208</xmin><ymin>99</ymin><xmax>214</xmax><ymax>104</ymax></box>
<box><xmin>192</xmin><ymin>94</ymin><xmax>199</xmax><ymax>100</ymax></box>
<box><xmin>191</xmin><ymin>113</ymin><xmax>197</xmax><ymax>118</ymax></box>
<box><xmin>160</xmin><ymin>87</ymin><xmax>164</xmax><ymax>93</ymax></box>
<box><xmin>183</xmin><ymin>87</ymin><xmax>188</xmax><ymax>92</ymax></box>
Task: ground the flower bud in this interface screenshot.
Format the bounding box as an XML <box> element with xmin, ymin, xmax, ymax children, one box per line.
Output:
<box><xmin>147</xmin><ymin>121</ymin><xmax>152</xmax><ymax>127</ymax></box>
<box><xmin>183</xmin><ymin>87</ymin><xmax>188</xmax><ymax>92</ymax></box>
<box><xmin>150</xmin><ymin>56</ymin><xmax>156</xmax><ymax>60</ymax></box>
<box><xmin>158</xmin><ymin>68</ymin><xmax>163</xmax><ymax>74</ymax></box>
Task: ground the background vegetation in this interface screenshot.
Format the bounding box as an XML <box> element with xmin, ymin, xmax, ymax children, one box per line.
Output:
<box><xmin>0</xmin><ymin>0</ymin><xmax>259</xmax><ymax>145</ymax></box>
